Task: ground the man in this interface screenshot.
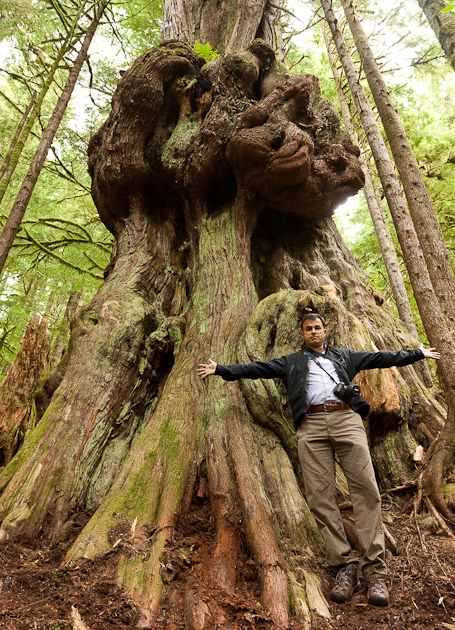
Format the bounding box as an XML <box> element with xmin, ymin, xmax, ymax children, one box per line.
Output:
<box><xmin>197</xmin><ymin>313</ymin><xmax>440</xmax><ymax>607</ymax></box>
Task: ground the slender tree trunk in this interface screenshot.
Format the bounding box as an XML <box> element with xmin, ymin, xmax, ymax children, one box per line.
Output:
<box><xmin>417</xmin><ymin>0</ymin><xmax>455</xmax><ymax>71</ymax></box>
<box><xmin>0</xmin><ymin>2</ymin><xmax>86</xmax><ymax>205</ymax></box>
<box><xmin>341</xmin><ymin>0</ymin><xmax>455</xmax><ymax>336</ymax></box>
<box><xmin>0</xmin><ymin>91</ymin><xmax>37</xmax><ymax>182</ymax></box>
<box><xmin>320</xmin><ymin>0</ymin><xmax>455</xmax><ymax>519</ymax></box>
<box><xmin>323</xmin><ymin>27</ymin><xmax>420</xmax><ymax>342</ymax></box>
<box><xmin>0</xmin><ymin>0</ymin><xmax>110</xmax><ymax>276</ymax></box>
<box><xmin>24</xmin><ymin>274</ymin><xmax>46</xmax><ymax>315</ymax></box>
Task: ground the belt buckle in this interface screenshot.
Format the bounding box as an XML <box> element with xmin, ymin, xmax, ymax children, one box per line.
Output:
<box><xmin>323</xmin><ymin>401</ymin><xmax>337</xmax><ymax>411</ymax></box>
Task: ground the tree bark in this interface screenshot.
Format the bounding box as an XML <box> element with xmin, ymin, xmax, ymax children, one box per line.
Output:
<box><xmin>417</xmin><ymin>0</ymin><xmax>455</xmax><ymax>71</ymax></box>
<box><xmin>51</xmin><ymin>290</ymin><xmax>82</xmax><ymax>366</ymax></box>
<box><xmin>0</xmin><ymin>315</ymin><xmax>50</xmax><ymax>466</ymax></box>
<box><xmin>161</xmin><ymin>0</ymin><xmax>283</xmax><ymax>54</ymax></box>
<box><xmin>0</xmin><ymin>0</ymin><xmax>109</xmax><ymax>275</ymax></box>
<box><xmin>341</xmin><ymin>0</ymin><xmax>455</xmax><ymax>336</ymax></box>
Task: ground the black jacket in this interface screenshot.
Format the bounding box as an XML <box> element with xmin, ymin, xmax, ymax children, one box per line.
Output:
<box><xmin>215</xmin><ymin>347</ymin><xmax>425</xmax><ymax>428</ymax></box>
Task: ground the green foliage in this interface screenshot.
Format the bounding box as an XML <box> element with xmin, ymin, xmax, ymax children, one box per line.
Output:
<box><xmin>194</xmin><ymin>40</ymin><xmax>218</xmax><ymax>60</ymax></box>
<box><xmin>103</xmin><ymin>0</ymin><xmax>162</xmax><ymax>57</ymax></box>
<box><xmin>441</xmin><ymin>4</ymin><xmax>455</xmax><ymax>13</ymax></box>
<box><xmin>286</xmin><ymin>30</ymin><xmax>338</xmax><ymax>103</ymax></box>
<box><xmin>0</xmin><ymin>0</ymin><xmax>42</xmax><ymax>42</ymax></box>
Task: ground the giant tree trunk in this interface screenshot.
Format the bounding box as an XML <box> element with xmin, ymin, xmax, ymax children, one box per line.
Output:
<box><xmin>0</xmin><ymin>39</ymin><xmax>446</xmax><ymax>626</ymax></box>
<box><xmin>417</xmin><ymin>0</ymin><xmax>455</xmax><ymax>71</ymax></box>
<box><xmin>0</xmin><ymin>7</ymin><xmax>449</xmax><ymax>630</ymax></box>
<box><xmin>162</xmin><ymin>0</ymin><xmax>284</xmax><ymax>56</ymax></box>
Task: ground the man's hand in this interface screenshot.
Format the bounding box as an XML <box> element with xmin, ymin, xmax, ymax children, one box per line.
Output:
<box><xmin>197</xmin><ymin>359</ymin><xmax>217</xmax><ymax>379</ymax></box>
<box><xmin>419</xmin><ymin>344</ymin><xmax>441</xmax><ymax>360</ymax></box>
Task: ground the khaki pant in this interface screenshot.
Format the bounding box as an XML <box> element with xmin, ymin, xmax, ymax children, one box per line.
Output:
<box><xmin>297</xmin><ymin>408</ymin><xmax>387</xmax><ymax>581</ymax></box>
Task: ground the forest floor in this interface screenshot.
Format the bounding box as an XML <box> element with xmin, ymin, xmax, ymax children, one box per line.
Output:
<box><xmin>0</xmin><ymin>499</ymin><xmax>454</xmax><ymax>630</ymax></box>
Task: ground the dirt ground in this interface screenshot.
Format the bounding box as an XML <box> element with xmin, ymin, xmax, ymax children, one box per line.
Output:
<box><xmin>1</xmin><ymin>500</ymin><xmax>454</xmax><ymax>630</ymax></box>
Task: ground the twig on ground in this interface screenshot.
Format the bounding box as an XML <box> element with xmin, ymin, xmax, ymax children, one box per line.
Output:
<box><xmin>381</xmin><ymin>479</ymin><xmax>418</xmax><ymax>496</ymax></box>
<box><xmin>413</xmin><ymin>472</ymin><xmax>427</xmax><ymax>552</ymax></box>
<box><xmin>383</xmin><ymin>522</ymin><xmax>399</xmax><ymax>555</ymax></box>
<box><xmin>14</xmin><ymin>595</ymin><xmax>54</xmax><ymax>612</ymax></box>
<box><xmin>432</xmin><ymin>552</ymin><xmax>455</xmax><ymax>593</ymax></box>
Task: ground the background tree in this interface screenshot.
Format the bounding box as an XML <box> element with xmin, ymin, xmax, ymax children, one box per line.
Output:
<box><xmin>323</xmin><ymin>26</ymin><xmax>421</xmax><ymax>343</ymax></box>
<box><xmin>0</xmin><ymin>0</ymin><xmax>161</xmax><ymax>371</ymax></box>
<box><xmin>417</xmin><ymin>0</ymin><xmax>455</xmax><ymax>70</ymax></box>
<box><xmin>0</xmin><ymin>0</ymin><xmax>91</xmax><ymax>203</ymax></box>
<box><xmin>327</xmin><ymin>0</ymin><xmax>455</xmax><ymax>337</ymax></box>
<box><xmin>0</xmin><ymin>0</ymin><xmax>110</xmax><ymax>274</ymax></box>
<box><xmin>340</xmin><ymin>0</ymin><xmax>455</xmax><ymax>334</ymax></box>
<box><xmin>320</xmin><ymin>0</ymin><xmax>455</xmax><ymax>521</ymax></box>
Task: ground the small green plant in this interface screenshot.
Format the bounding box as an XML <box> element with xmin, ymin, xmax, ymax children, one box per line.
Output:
<box><xmin>52</xmin><ymin>570</ymin><xmax>67</xmax><ymax>581</ymax></box>
<box><xmin>194</xmin><ymin>40</ymin><xmax>218</xmax><ymax>61</ymax></box>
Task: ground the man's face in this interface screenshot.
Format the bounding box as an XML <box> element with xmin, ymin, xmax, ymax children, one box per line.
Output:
<box><xmin>301</xmin><ymin>318</ymin><xmax>327</xmax><ymax>351</ymax></box>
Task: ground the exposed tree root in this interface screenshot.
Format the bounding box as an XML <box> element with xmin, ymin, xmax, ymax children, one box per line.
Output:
<box><xmin>424</xmin><ymin>442</ymin><xmax>455</xmax><ymax>524</ymax></box>
<box><xmin>205</xmin><ymin>412</ymin><xmax>240</xmax><ymax>595</ymax></box>
<box><xmin>424</xmin><ymin>497</ymin><xmax>455</xmax><ymax>540</ymax></box>
<box><xmin>227</xmin><ymin>397</ymin><xmax>290</xmax><ymax>628</ymax></box>
<box><xmin>383</xmin><ymin>522</ymin><xmax>399</xmax><ymax>555</ymax></box>
<box><xmin>70</xmin><ymin>606</ymin><xmax>92</xmax><ymax>630</ymax></box>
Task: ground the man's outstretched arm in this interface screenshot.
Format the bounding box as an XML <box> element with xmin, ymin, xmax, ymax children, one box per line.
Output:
<box><xmin>343</xmin><ymin>342</ymin><xmax>441</xmax><ymax>375</ymax></box>
<box><xmin>197</xmin><ymin>359</ymin><xmax>217</xmax><ymax>379</ymax></box>
<box><xmin>197</xmin><ymin>356</ymin><xmax>287</xmax><ymax>381</ymax></box>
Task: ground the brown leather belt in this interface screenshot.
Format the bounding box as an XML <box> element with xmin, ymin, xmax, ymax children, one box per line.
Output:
<box><xmin>308</xmin><ymin>402</ymin><xmax>351</xmax><ymax>414</ymax></box>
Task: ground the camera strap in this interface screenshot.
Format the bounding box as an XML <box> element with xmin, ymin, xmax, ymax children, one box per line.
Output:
<box><xmin>309</xmin><ymin>356</ymin><xmax>341</xmax><ymax>385</ymax></box>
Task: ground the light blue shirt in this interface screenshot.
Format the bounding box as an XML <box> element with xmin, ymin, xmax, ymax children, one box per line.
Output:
<box><xmin>306</xmin><ymin>354</ymin><xmax>341</xmax><ymax>405</ymax></box>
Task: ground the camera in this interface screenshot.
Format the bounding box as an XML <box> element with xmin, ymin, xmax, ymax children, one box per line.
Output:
<box><xmin>333</xmin><ymin>382</ymin><xmax>361</xmax><ymax>403</ymax></box>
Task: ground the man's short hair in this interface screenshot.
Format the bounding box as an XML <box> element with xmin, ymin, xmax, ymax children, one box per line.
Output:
<box><xmin>301</xmin><ymin>312</ymin><xmax>326</xmax><ymax>328</ymax></box>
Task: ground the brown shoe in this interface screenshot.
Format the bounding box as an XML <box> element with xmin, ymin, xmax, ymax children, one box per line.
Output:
<box><xmin>330</xmin><ymin>563</ymin><xmax>360</xmax><ymax>603</ymax></box>
<box><xmin>367</xmin><ymin>580</ymin><xmax>389</xmax><ymax>606</ymax></box>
